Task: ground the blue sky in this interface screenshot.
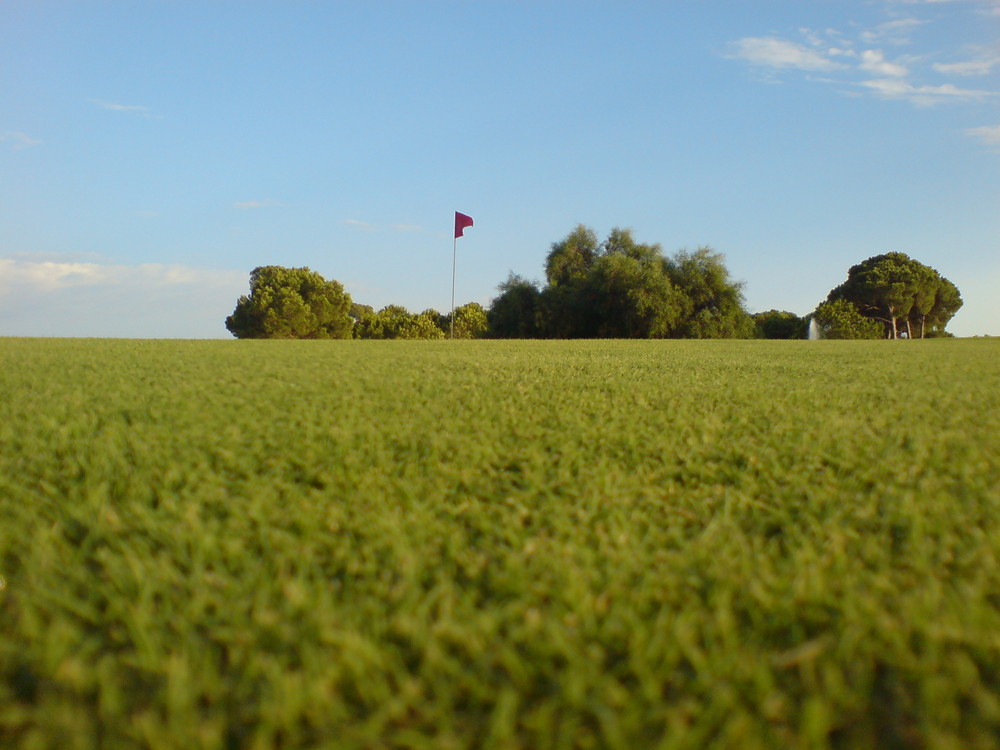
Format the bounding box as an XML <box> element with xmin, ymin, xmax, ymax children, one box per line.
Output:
<box><xmin>2</xmin><ymin>0</ymin><xmax>998</xmax><ymax>338</ymax></box>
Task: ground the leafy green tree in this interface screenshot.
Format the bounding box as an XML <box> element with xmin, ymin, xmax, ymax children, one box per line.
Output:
<box><xmin>539</xmin><ymin>226</ymin><xmax>679</xmax><ymax>338</ymax></box>
<box><xmin>904</xmin><ymin>263</ymin><xmax>940</xmax><ymax>340</ymax></box>
<box><xmin>812</xmin><ymin>299</ymin><xmax>883</xmax><ymax>340</ymax></box>
<box><xmin>488</xmin><ymin>274</ymin><xmax>542</xmax><ymax>338</ymax></box>
<box><xmin>419</xmin><ymin>309</ymin><xmax>449</xmax><ymax>336</ymax></box>
<box><xmin>825</xmin><ymin>253</ymin><xmax>962</xmax><ymax>338</ymax></box>
<box><xmin>445</xmin><ymin>302</ymin><xmax>489</xmax><ymax>339</ymax></box>
<box><xmin>829</xmin><ymin>253</ymin><xmax>915</xmax><ymax>339</ymax></box>
<box><xmin>406</xmin><ymin>311</ymin><xmax>447</xmax><ymax>339</ymax></box>
<box><xmin>544</xmin><ymin>225</ymin><xmax>600</xmax><ymax>287</ymax></box>
<box><xmin>349</xmin><ymin>303</ymin><xmax>375</xmax><ymax>339</ymax></box>
<box><xmin>537</xmin><ymin>276</ymin><xmax>598</xmax><ymax>338</ymax></box>
<box><xmin>355</xmin><ymin>305</ymin><xmax>444</xmax><ymax>339</ymax></box>
<box><xmin>601</xmin><ymin>227</ymin><xmax>662</xmax><ymax>264</ymax></box>
<box><xmin>753</xmin><ymin>310</ymin><xmax>808</xmax><ymax>339</ymax></box>
<box><xmin>226</xmin><ymin>266</ymin><xmax>353</xmax><ymax>339</ymax></box>
<box><xmin>918</xmin><ymin>277</ymin><xmax>962</xmax><ymax>338</ymax></box>
<box><xmin>499</xmin><ymin>229</ymin><xmax>753</xmax><ymax>339</ymax></box>
<box><xmin>663</xmin><ymin>247</ymin><xmax>755</xmax><ymax>338</ymax></box>
<box><xmin>582</xmin><ymin>252</ymin><xmax>683</xmax><ymax>338</ymax></box>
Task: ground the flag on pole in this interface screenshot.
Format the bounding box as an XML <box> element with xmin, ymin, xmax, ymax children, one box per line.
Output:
<box><xmin>454</xmin><ymin>211</ymin><xmax>474</xmax><ymax>238</ymax></box>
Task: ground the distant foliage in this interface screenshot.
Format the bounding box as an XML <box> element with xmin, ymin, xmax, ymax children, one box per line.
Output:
<box><xmin>663</xmin><ymin>247</ymin><xmax>756</xmax><ymax>339</ymax></box>
<box><xmin>353</xmin><ymin>305</ymin><xmax>445</xmax><ymax>340</ymax></box>
<box><xmin>227</xmin><ymin>248</ymin><xmax>963</xmax><ymax>344</ymax></box>
<box><xmin>812</xmin><ymin>299</ymin><xmax>884</xmax><ymax>340</ymax></box>
<box><xmin>490</xmin><ymin>225</ymin><xmax>754</xmax><ymax>339</ymax></box>
<box><xmin>488</xmin><ymin>274</ymin><xmax>542</xmax><ymax>338</ymax></box>
<box><xmin>753</xmin><ymin>310</ymin><xmax>808</xmax><ymax>339</ymax></box>
<box><xmin>820</xmin><ymin>253</ymin><xmax>962</xmax><ymax>339</ymax></box>
<box><xmin>226</xmin><ymin>266</ymin><xmax>353</xmax><ymax>339</ymax></box>
<box><xmin>445</xmin><ymin>302</ymin><xmax>489</xmax><ymax>339</ymax></box>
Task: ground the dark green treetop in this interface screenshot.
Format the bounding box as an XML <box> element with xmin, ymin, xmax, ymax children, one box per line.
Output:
<box><xmin>496</xmin><ymin>227</ymin><xmax>753</xmax><ymax>339</ymax></box>
<box><xmin>753</xmin><ymin>310</ymin><xmax>808</xmax><ymax>339</ymax></box>
<box><xmin>225</xmin><ymin>266</ymin><xmax>353</xmax><ymax>339</ymax></box>
<box><xmin>824</xmin><ymin>253</ymin><xmax>962</xmax><ymax>338</ymax></box>
<box><xmin>488</xmin><ymin>274</ymin><xmax>542</xmax><ymax>338</ymax></box>
<box><xmin>544</xmin><ymin>225</ymin><xmax>600</xmax><ymax>288</ymax></box>
<box><xmin>662</xmin><ymin>247</ymin><xmax>756</xmax><ymax>339</ymax></box>
<box><xmin>812</xmin><ymin>298</ymin><xmax>884</xmax><ymax>339</ymax></box>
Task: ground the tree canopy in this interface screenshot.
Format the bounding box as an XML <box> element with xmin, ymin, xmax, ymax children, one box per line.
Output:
<box><xmin>447</xmin><ymin>302</ymin><xmax>489</xmax><ymax>339</ymax></box>
<box><xmin>487</xmin><ymin>274</ymin><xmax>542</xmax><ymax>339</ymax></box>
<box><xmin>821</xmin><ymin>253</ymin><xmax>962</xmax><ymax>338</ymax></box>
<box><xmin>491</xmin><ymin>226</ymin><xmax>753</xmax><ymax>339</ymax></box>
<box><xmin>225</xmin><ymin>243</ymin><xmax>965</xmax><ymax>342</ymax></box>
<box><xmin>811</xmin><ymin>299</ymin><xmax>884</xmax><ymax>340</ymax></box>
<box><xmin>663</xmin><ymin>248</ymin><xmax>755</xmax><ymax>339</ymax></box>
<box><xmin>352</xmin><ymin>305</ymin><xmax>444</xmax><ymax>340</ymax></box>
<box><xmin>226</xmin><ymin>266</ymin><xmax>353</xmax><ymax>339</ymax></box>
<box><xmin>753</xmin><ymin>310</ymin><xmax>808</xmax><ymax>340</ymax></box>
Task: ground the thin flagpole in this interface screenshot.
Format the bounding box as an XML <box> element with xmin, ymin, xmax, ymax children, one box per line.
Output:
<box><xmin>450</xmin><ymin>235</ymin><xmax>457</xmax><ymax>339</ymax></box>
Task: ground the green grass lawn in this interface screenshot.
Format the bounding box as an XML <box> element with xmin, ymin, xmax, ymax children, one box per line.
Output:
<box><xmin>2</xmin><ymin>338</ymin><xmax>999</xmax><ymax>749</ymax></box>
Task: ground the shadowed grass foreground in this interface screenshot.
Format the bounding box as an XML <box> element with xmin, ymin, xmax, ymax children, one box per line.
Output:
<box><xmin>1</xmin><ymin>338</ymin><xmax>999</xmax><ymax>749</ymax></box>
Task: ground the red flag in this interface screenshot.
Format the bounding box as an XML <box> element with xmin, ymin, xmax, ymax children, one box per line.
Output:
<box><xmin>454</xmin><ymin>211</ymin><xmax>474</xmax><ymax>238</ymax></box>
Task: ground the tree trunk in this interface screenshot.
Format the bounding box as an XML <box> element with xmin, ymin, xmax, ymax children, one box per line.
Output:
<box><xmin>920</xmin><ymin>316</ymin><xmax>926</xmax><ymax>339</ymax></box>
<box><xmin>906</xmin><ymin>318</ymin><xmax>913</xmax><ymax>339</ymax></box>
<box><xmin>890</xmin><ymin>315</ymin><xmax>898</xmax><ymax>339</ymax></box>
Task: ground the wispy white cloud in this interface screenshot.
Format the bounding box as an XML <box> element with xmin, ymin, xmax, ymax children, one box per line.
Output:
<box><xmin>965</xmin><ymin>124</ymin><xmax>1000</xmax><ymax>145</ymax></box>
<box><xmin>860</xmin><ymin>18</ymin><xmax>926</xmax><ymax>45</ymax></box>
<box><xmin>933</xmin><ymin>56</ymin><xmax>1000</xmax><ymax>76</ymax></box>
<box><xmin>0</xmin><ymin>258</ymin><xmax>243</xmax><ymax>293</ymax></box>
<box><xmin>89</xmin><ymin>99</ymin><xmax>159</xmax><ymax>118</ymax></box>
<box><xmin>392</xmin><ymin>224</ymin><xmax>423</xmax><ymax>233</ymax></box>
<box><xmin>860</xmin><ymin>77</ymin><xmax>998</xmax><ymax>105</ymax></box>
<box><xmin>726</xmin><ymin>13</ymin><xmax>1000</xmax><ymax>129</ymax></box>
<box><xmin>0</xmin><ymin>259</ymin><xmax>102</xmax><ymax>292</ymax></box>
<box><xmin>342</xmin><ymin>218</ymin><xmax>376</xmax><ymax>231</ymax></box>
<box><xmin>728</xmin><ymin>37</ymin><xmax>846</xmax><ymax>72</ymax></box>
<box><xmin>233</xmin><ymin>199</ymin><xmax>281</xmax><ymax>210</ymax></box>
<box><xmin>1</xmin><ymin>131</ymin><xmax>42</xmax><ymax>149</ymax></box>
<box><xmin>859</xmin><ymin>49</ymin><xmax>910</xmax><ymax>76</ymax></box>
<box><xmin>0</xmin><ymin>257</ymin><xmax>248</xmax><ymax>338</ymax></box>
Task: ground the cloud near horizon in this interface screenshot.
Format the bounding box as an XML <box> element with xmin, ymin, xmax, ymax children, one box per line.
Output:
<box><xmin>0</xmin><ymin>258</ymin><xmax>247</xmax><ymax>338</ymax></box>
<box><xmin>0</xmin><ymin>258</ymin><xmax>244</xmax><ymax>292</ymax></box>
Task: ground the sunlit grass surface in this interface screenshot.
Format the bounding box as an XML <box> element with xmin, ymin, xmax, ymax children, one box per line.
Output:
<box><xmin>2</xmin><ymin>338</ymin><xmax>999</xmax><ymax>749</ymax></box>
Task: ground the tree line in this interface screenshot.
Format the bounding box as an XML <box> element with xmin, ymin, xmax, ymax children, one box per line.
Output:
<box><xmin>224</xmin><ymin>265</ymin><xmax>489</xmax><ymax>340</ymax></box>
<box><xmin>225</xmin><ymin>227</ymin><xmax>962</xmax><ymax>340</ymax></box>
